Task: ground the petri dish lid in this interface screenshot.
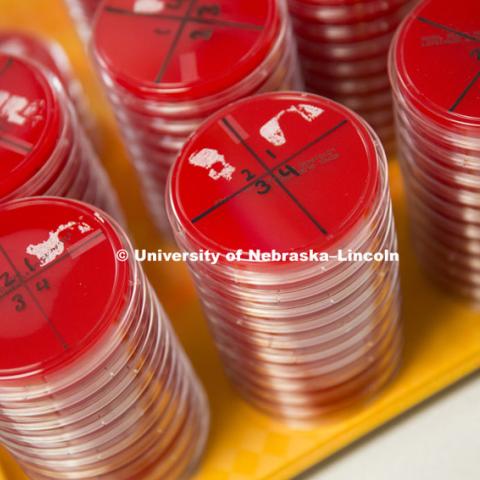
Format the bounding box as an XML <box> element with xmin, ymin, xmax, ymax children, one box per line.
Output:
<box><xmin>0</xmin><ymin>197</ymin><xmax>131</xmax><ymax>383</ymax></box>
<box><xmin>289</xmin><ymin>0</ymin><xmax>410</xmax><ymax>25</ymax></box>
<box><xmin>93</xmin><ymin>0</ymin><xmax>280</xmax><ymax>101</ymax></box>
<box><xmin>169</xmin><ymin>91</ymin><xmax>379</xmax><ymax>256</ymax></box>
<box><xmin>0</xmin><ymin>31</ymin><xmax>68</xmax><ymax>86</ymax></box>
<box><xmin>393</xmin><ymin>0</ymin><xmax>480</xmax><ymax>133</ymax></box>
<box><xmin>0</xmin><ymin>54</ymin><xmax>62</xmax><ymax>199</ymax></box>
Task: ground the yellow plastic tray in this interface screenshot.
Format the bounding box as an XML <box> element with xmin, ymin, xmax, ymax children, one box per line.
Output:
<box><xmin>0</xmin><ymin>2</ymin><xmax>479</xmax><ymax>479</ymax></box>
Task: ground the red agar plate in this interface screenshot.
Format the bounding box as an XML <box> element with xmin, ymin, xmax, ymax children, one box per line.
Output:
<box><xmin>394</xmin><ymin>0</ymin><xmax>480</xmax><ymax>131</ymax></box>
<box><xmin>0</xmin><ymin>198</ymin><xmax>130</xmax><ymax>383</ymax></box>
<box><xmin>169</xmin><ymin>92</ymin><xmax>379</xmax><ymax>254</ymax></box>
<box><xmin>93</xmin><ymin>0</ymin><xmax>280</xmax><ymax>100</ymax></box>
<box><xmin>0</xmin><ymin>55</ymin><xmax>62</xmax><ymax>198</ymax></box>
<box><xmin>0</xmin><ymin>32</ymin><xmax>73</xmax><ymax>91</ymax></box>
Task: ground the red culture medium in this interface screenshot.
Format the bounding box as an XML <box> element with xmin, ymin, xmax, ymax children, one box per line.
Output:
<box><xmin>391</xmin><ymin>0</ymin><xmax>480</xmax><ymax>300</ymax></box>
<box><xmin>0</xmin><ymin>53</ymin><xmax>123</xmax><ymax>221</ymax></box>
<box><xmin>167</xmin><ymin>92</ymin><xmax>402</xmax><ymax>422</ymax></box>
<box><xmin>288</xmin><ymin>0</ymin><xmax>417</xmax><ymax>150</ymax></box>
<box><xmin>0</xmin><ymin>197</ymin><xmax>209</xmax><ymax>479</ymax></box>
<box><xmin>92</xmin><ymin>0</ymin><xmax>302</xmax><ymax>233</ymax></box>
<box><xmin>0</xmin><ymin>30</ymin><xmax>97</xmax><ymax>141</ymax></box>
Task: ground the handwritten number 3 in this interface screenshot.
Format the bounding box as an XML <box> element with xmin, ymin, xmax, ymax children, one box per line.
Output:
<box><xmin>12</xmin><ymin>294</ymin><xmax>26</xmax><ymax>312</ymax></box>
<box><xmin>255</xmin><ymin>180</ymin><xmax>271</xmax><ymax>195</ymax></box>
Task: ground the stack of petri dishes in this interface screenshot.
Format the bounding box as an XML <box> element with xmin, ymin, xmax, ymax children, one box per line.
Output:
<box><xmin>390</xmin><ymin>0</ymin><xmax>480</xmax><ymax>300</ymax></box>
<box><xmin>0</xmin><ymin>197</ymin><xmax>209</xmax><ymax>479</ymax></box>
<box><xmin>92</xmin><ymin>0</ymin><xmax>302</xmax><ymax>233</ymax></box>
<box><xmin>64</xmin><ymin>0</ymin><xmax>101</xmax><ymax>41</ymax></box>
<box><xmin>167</xmin><ymin>92</ymin><xmax>402</xmax><ymax>422</ymax></box>
<box><xmin>288</xmin><ymin>0</ymin><xmax>416</xmax><ymax>149</ymax></box>
<box><xmin>0</xmin><ymin>53</ymin><xmax>123</xmax><ymax>221</ymax></box>
<box><xmin>0</xmin><ymin>30</ymin><xmax>97</xmax><ymax>144</ymax></box>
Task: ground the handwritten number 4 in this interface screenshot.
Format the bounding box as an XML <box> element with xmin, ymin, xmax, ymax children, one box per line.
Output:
<box><xmin>254</xmin><ymin>166</ymin><xmax>299</xmax><ymax>195</ymax></box>
<box><xmin>278</xmin><ymin>165</ymin><xmax>300</xmax><ymax>178</ymax></box>
<box><xmin>190</xmin><ymin>30</ymin><xmax>213</xmax><ymax>40</ymax></box>
<box><xmin>36</xmin><ymin>278</ymin><xmax>50</xmax><ymax>292</ymax></box>
<box><xmin>189</xmin><ymin>4</ymin><xmax>220</xmax><ymax>40</ymax></box>
<box><xmin>197</xmin><ymin>5</ymin><xmax>220</xmax><ymax>16</ymax></box>
<box><xmin>241</xmin><ymin>165</ymin><xmax>299</xmax><ymax>195</ymax></box>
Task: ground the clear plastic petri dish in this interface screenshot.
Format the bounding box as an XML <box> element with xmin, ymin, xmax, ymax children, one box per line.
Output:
<box><xmin>390</xmin><ymin>0</ymin><xmax>480</xmax><ymax>300</ymax></box>
<box><xmin>0</xmin><ymin>53</ymin><xmax>123</xmax><ymax>221</ymax></box>
<box><xmin>91</xmin><ymin>0</ymin><xmax>301</xmax><ymax>233</ymax></box>
<box><xmin>0</xmin><ymin>197</ymin><xmax>209</xmax><ymax>479</ymax></box>
<box><xmin>167</xmin><ymin>91</ymin><xmax>402</xmax><ymax>422</ymax></box>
